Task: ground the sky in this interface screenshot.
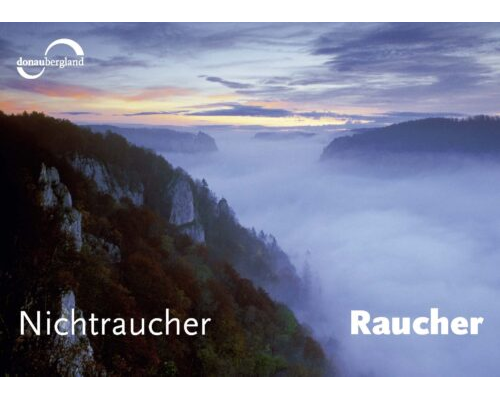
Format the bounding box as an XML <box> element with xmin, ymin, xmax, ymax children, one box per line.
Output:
<box><xmin>1</xmin><ymin>23</ymin><xmax>500</xmax><ymax>128</ymax></box>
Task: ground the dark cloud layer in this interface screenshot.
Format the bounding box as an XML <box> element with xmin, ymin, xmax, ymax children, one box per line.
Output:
<box><xmin>188</xmin><ymin>104</ymin><xmax>293</xmax><ymax>118</ymax></box>
<box><xmin>60</xmin><ymin>111</ymin><xmax>101</xmax><ymax>116</ymax></box>
<box><xmin>297</xmin><ymin>23</ymin><xmax>500</xmax><ymax>110</ymax></box>
<box><xmin>201</xmin><ymin>75</ymin><xmax>253</xmax><ymax>89</ymax></box>
<box><xmin>121</xmin><ymin>111</ymin><xmax>182</xmax><ymax>117</ymax></box>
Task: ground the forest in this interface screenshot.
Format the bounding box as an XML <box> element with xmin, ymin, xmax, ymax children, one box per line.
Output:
<box><xmin>322</xmin><ymin>116</ymin><xmax>500</xmax><ymax>160</ymax></box>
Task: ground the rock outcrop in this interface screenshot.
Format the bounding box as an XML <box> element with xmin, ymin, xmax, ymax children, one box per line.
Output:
<box><xmin>84</xmin><ymin>234</ymin><xmax>121</xmax><ymax>263</ymax></box>
<box><xmin>216</xmin><ymin>198</ymin><xmax>235</xmax><ymax>220</ymax></box>
<box><xmin>193</xmin><ymin>131</ymin><xmax>218</xmax><ymax>153</ymax></box>
<box><xmin>39</xmin><ymin>165</ymin><xmax>63</xmax><ymax>207</ymax></box>
<box><xmin>70</xmin><ymin>155</ymin><xmax>144</xmax><ymax>206</ymax></box>
<box><xmin>39</xmin><ymin>164</ymin><xmax>82</xmax><ymax>251</ymax></box>
<box><xmin>62</xmin><ymin>210</ymin><xmax>83</xmax><ymax>252</ymax></box>
<box><xmin>38</xmin><ymin>166</ymin><xmax>97</xmax><ymax>374</ymax></box>
<box><xmin>180</xmin><ymin>223</ymin><xmax>205</xmax><ymax>244</ymax></box>
<box><xmin>169</xmin><ymin>177</ymin><xmax>205</xmax><ymax>243</ymax></box>
<box><xmin>53</xmin><ymin>291</ymin><xmax>96</xmax><ymax>376</ymax></box>
<box><xmin>170</xmin><ymin>178</ymin><xmax>195</xmax><ymax>225</ymax></box>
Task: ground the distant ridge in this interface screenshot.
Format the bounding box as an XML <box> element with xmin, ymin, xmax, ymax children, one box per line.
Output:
<box><xmin>85</xmin><ymin>124</ymin><xmax>218</xmax><ymax>154</ymax></box>
<box><xmin>321</xmin><ymin>116</ymin><xmax>500</xmax><ymax>161</ymax></box>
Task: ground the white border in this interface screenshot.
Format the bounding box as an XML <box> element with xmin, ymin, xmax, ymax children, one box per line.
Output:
<box><xmin>1</xmin><ymin>0</ymin><xmax>500</xmax><ymax>22</ymax></box>
<box><xmin>2</xmin><ymin>377</ymin><xmax>499</xmax><ymax>399</ymax></box>
<box><xmin>2</xmin><ymin>0</ymin><xmax>500</xmax><ymax>396</ymax></box>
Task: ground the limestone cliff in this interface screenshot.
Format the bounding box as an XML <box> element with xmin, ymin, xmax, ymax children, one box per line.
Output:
<box><xmin>169</xmin><ymin>177</ymin><xmax>205</xmax><ymax>243</ymax></box>
<box><xmin>38</xmin><ymin>164</ymin><xmax>82</xmax><ymax>251</ymax></box>
<box><xmin>52</xmin><ymin>291</ymin><xmax>96</xmax><ymax>376</ymax></box>
<box><xmin>70</xmin><ymin>155</ymin><xmax>144</xmax><ymax>206</ymax></box>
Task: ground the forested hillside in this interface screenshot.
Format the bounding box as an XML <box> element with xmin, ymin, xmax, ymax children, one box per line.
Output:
<box><xmin>0</xmin><ymin>111</ymin><xmax>328</xmax><ymax>376</ymax></box>
<box><xmin>322</xmin><ymin>116</ymin><xmax>500</xmax><ymax>161</ymax></box>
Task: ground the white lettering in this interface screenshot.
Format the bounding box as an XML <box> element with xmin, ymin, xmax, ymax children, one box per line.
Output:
<box><xmin>351</xmin><ymin>308</ymin><xmax>484</xmax><ymax>336</ymax></box>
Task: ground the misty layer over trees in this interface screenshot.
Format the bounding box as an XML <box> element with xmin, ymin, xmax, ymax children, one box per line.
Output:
<box><xmin>166</xmin><ymin>120</ymin><xmax>500</xmax><ymax>376</ymax></box>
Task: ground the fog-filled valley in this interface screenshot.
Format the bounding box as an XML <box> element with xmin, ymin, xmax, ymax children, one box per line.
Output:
<box><xmin>164</xmin><ymin>129</ymin><xmax>500</xmax><ymax>376</ymax></box>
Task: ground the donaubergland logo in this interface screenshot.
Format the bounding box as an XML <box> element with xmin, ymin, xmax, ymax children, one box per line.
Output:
<box><xmin>16</xmin><ymin>38</ymin><xmax>84</xmax><ymax>80</ymax></box>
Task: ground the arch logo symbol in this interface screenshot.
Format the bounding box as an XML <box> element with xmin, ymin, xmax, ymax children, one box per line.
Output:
<box><xmin>16</xmin><ymin>38</ymin><xmax>85</xmax><ymax>80</ymax></box>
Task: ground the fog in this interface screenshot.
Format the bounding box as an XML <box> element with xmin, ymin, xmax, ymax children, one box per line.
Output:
<box><xmin>163</xmin><ymin>131</ymin><xmax>500</xmax><ymax>376</ymax></box>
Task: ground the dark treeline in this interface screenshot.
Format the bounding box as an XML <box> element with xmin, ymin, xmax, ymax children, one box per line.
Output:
<box><xmin>322</xmin><ymin>116</ymin><xmax>500</xmax><ymax>160</ymax></box>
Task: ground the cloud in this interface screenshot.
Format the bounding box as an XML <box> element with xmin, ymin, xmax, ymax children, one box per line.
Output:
<box><xmin>185</xmin><ymin>102</ymin><xmax>328</xmax><ymax>119</ymax></box>
<box><xmin>201</xmin><ymin>75</ymin><xmax>253</xmax><ymax>89</ymax></box>
<box><xmin>0</xmin><ymin>37</ymin><xmax>17</xmax><ymax>59</ymax></box>
<box><xmin>1</xmin><ymin>79</ymin><xmax>104</xmax><ymax>99</ymax></box>
<box><xmin>313</xmin><ymin>23</ymin><xmax>492</xmax><ymax>73</ymax></box>
<box><xmin>298</xmin><ymin>111</ymin><xmax>366</xmax><ymax>120</ymax></box>
<box><xmin>1</xmin><ymin>78</ymin><xmax>192</xmax><ymax>103</ymax></box>
<box><xmin>1</xmin><ymin>23</ymin><xmax>499</xmax><ymax>119</ymax></box>
<box><xmin>202</xmin><ymin>23</ymin><xmax>495</xmax><ymax>114</ymax></box>
<box><xmin>185</xmin><ymin>102</ymin><xmax>466</xmax><ymax>125</ymax></box>
<box><xmin>188</xmin><ymin>104</ymin><xmax>294</xmax><ymax>118</ymax></box>
<box><xmin>59</xmin><ymin>111</ymin><xmax>101</xmax><ymax>116</ymax></box>
<box><xmin>85</xmin><ymin>56</ymin><xmax>149</xmax><ymax>68</ymax></box>
<box><xmin>382</xmin><ymin>111</ymin><xmax>465</xmax><ymax>118</ymax></box>
<box><xmin>292</xmin><ymin>23</ymin><xmax>500</xmax><ymax>109</ymax></box>
<box><xmin>123</xmin><ymin>86</ymin><xmax>194</xmax><ymax>101</ymax></box>
<box><xmin>289</xmin><ymin>110</ymin><xmax>467</xmax><ymax>125</ymax></box>
<box><xmin>83</xmin><ymin>23</ymin><xmax>245</xmax><ymax>57</ymax></box>
<box><xmin>121</xmin><ymin>111</ymin><xmax>183</xmax><ymax>116</ymax></box>
<box><xmin>377</xmin><ymin>111</ymin><xmax>466</xmax><ymax>121</ymax></box>
<box><xmin>236</xmin><ymin>85</ymin><xmax>294</xmax><ymax>97</ymax></box>
<box><xmin>84</xmin><ymin>23</ymin><xmax>322</xmax><ymax>57</ymax></box>
<box><xmin>207</xmin><ymin>24</ymin><xmax>499</xmax><ymax>109</ymax></box>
